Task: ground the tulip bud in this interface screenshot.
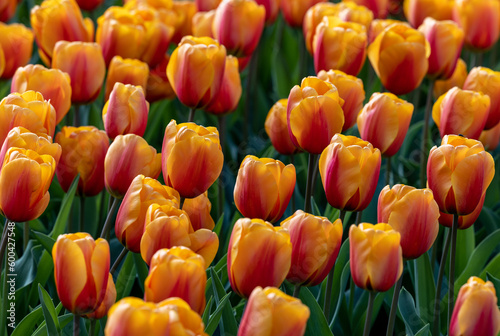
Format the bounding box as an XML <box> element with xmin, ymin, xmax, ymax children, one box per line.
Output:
<box><xmin>0</xmin><ymin>0</ymin><xmax>18</xmax><ymax>22</ymax></box>
<box><xmin>367</xmin><ymin>19</ymin><xmax>402</xmax><ymax>44</ymax></box>
<box><xmin>338</xmin><ymin>2</ymin><xmax>374</xmax><ymax>31</ymax></box>
<box><xmin>319</xmin><ymin>134</ymin><xmax>381</xmax><ymax>212</ymax></box>
<box><xmin>105</xmin><ymin>134</ymin><xmax>162</xmax><ymax>198</ymax></box>
<box><xmin>192</xmin><ymin>10</ymin><xmax>215</xmax><ymax>38</ymax></box>
<box><xmin>303</xmin><ymin>3</ymin><xmax>339</xmax><ymax>54</ymax></box>
<box><xmin>238</xmin><ymin>287</ymin><xmax>310</xmax><ymax>336</ymax></box>
<box><xmin>357</xmin><ymin>92</ymin><xmax>414</xmax><ymax>156</ymax></box>
<box><xmin>427</xmin><ymin>135</ymin><xmax>495</xmax><ymax>215</ymax></box>
<box><xmin>449</xmin><ymin>277</ymin><xmax>500</xmax><ymax>336</ymax></box>
<box><xmin>439</xmin><ymin>193</ymin><xmax>485</xmax><ymax>230</ymax></box>
<box><xmin>52</xmin><ymin>233</ymin><xmax>110</xmax><ymax>315</ymax></box>
<box><xmin>432</xmin><ymin>87</ymin><xmax>490</xmax><ymax>140</ymax></box>
<box><xmin>204</xmin><ymin>56</ymin><xmax>242</xmax><ymax>115</ymax></box>
<box><xmin>171</xmin><ymin>1</ymin><xmax>197</xmax><ymax>44</ymax></box>
<box><xmin>104</xmin><ymin>56</ymin><xmax>149</xmax><ymax>101</ymax></box>
<box><xmin>76</xmin><ymin>0</ymin><xmax>104</xmax><ymax>11</ymax></box>
<box><xmin>195</xmin><ymin>0</ymin><xmax>221</xmax><ymax>11</ymax></box>
<box><xmin>182</xmin><ymin>192</ymin><xmax>215</xmax><ymax>231</ymax></box>
<box><xmin>480</xmin><ymin>122</ymin><xmax>500</xmax><ymax>151</ymax></box>
<box><xmin>433</xmin><ymin>59</ymin><xmax>468</xmax><ymax>99</ymax></box>
<box><xmin>287</xmin><ymin>76</ymin><xmax>345</xmax><ymax>154</ymax></box>
<box><xmin>265</xmin><ymin>99</ymin><xmax>299</xmax><ymax>155</ymax></box>
<box><xmin>146</xmin><ymin>55</ymin><xmax>176</xmax><ymax>103</ymax></box>
<box><xmin>403</xmin><ymin>0</ymin><xmax>454</xmax><ymax>27</ymax></box>
<box><xmin>85</xmin><ymin>276</ymin><xmax>116</xmax><ymax>320</ymax></box>
<box><xmin>342</xmin><ymin>0</ymin><xmax>388</xmax><ymax>19</ymax></box>
<box><xmin>255</xmin><ymin>0</ymin><xmax>281</xmax><ymax>23</ymax></box>
<box><xmin>281</xmin><ymin>0</ymin><xmax>327</xmax><ymax>27</ymax></box>
<box><xmin>234</xmin><ymin>155</ymin><xmax>296</xmax><ymax>223</ymax></box>
<box><xmin>162</xmin><ymin>120</ymin><xmax>224</xmax><ymax>198</ymax></box>
<box><xmin>0</xmin><ymin>23</ymin><xmax>33</xmax><ymax>79</ymax></box>
<box><xmin>228</xmin><ymin>218</ymin><xmax>292</xmax><ymax>297</ymax></box>
<box><xmin>349</xmin><ymin>223</ymin><xmax>403</xmax><ymax>291</ymax></box>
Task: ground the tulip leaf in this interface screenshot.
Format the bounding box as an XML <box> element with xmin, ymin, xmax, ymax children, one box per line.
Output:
<box><xmin>133</xmin><ymin>253</ymin><xmax>149</xmax><ymax>292</ymax></box>
<box><xmin>486</xmin><ymin>272</ymin><xmax>500</xmax><ymax>302</ymax></box>
<box><xmin>299</xmin><ymin>287</ymin><xmax>334</xmax><ymax>336</ymax></box>
<box><xmin>28</xmin><ymin>252</ymin><xmax>54</xmax><ymax>307</ymax></box>
<box><xmin>414</xmin><ymin>324</ymin><xmax>431</xmax><ymax>336</ymax></box>
<box><xmin>31</xmin><ymin>232</ymin><xmax>55</xmax><ymax>254</ymax></box>
<box><xmin>455</xmin><ymin>226</ymin><xmax>475</xmax><ymax>276</ymax></box>
<box><xmin>480</xmin><ymin>255</ymin><xmax>500</xmax><ymax>280</ymax></box>
<box><xmin>329</xmin><ymin>261</ymin><xmax>351</xmax><ymax>329</ymax></box>
<box><xmin>202</xmin><ymin>296</ymin><xmax>214</xmax><ymax>326</ymax></box>
<box><xmin>311</xmin><ymin>197</ymin><xmax>322</xmax><ymax>216</ymax></box>
<box><xmin>353</xmin><ymin>292</ymin><xmax>386</xmax><ymax>335</ymax></box>
<box><xmin>214</xmin><ymin>214</ymin><xmax>224</xmax><ymax>237</ymax></box>
<box><xmin>11</xmin><ymin>305</ymin><xmax>43</xmax><ymax>336</ymax></box>
<box><xmin>398</xmin><ymin>287</ymin><xmax>427</xmax><ymax>336</ymax></box>
<box><xmin>115</xmin><ymin>252</ymin><xmax>136</xmax><ymax>301</ymax></box>
<box><xmin>14</xmin><ymin>242</ymin><xmax>40</xmax><ymax>291</ymax></box>
<box><xmin>413</xmin><ymin>253</ymin><xmax>435</xmax><ymax>322</ymax></box>
<box><xmin>204</xmin><ymin>293</ymin><xmax>230</xmax><ymax>335</ymax></box>
<box><xmin>31</xmin><ymin>313</ymin><xmax>73</xmax><ymax>336</ymax></box>
<box><xmin>37</xmin><ymin>284</ymin><xmax>60</xmax><ymax>336</ymax></box>
<box><xmin>50</xmin><ymin>174</ymin><xmax>79</xmax><ymax>239</ymax></box>
<box><xmin>209</xmin><ymin>268</ymin><xmax>238</xmax><ymax>336</ymax></box>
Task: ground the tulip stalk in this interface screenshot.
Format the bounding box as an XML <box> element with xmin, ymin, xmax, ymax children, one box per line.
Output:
<box><xmin>73</xmin><ymin>314</ymin><xmax>79</xmax><ymax>336</ymax></box>
<box><xmin>23</xmin><ymin>222</ymin><xmax>29</xmax><ymax>251</ymax></box>
<box><xmin>432</xmin><ymin>226</ymin><xmax>452</xmax><ymax>336</ymax></box>
<box><xmin>217</xmin><ymin>116</ymin><xmax>226</xmax><ymax>217</ymax></box>
<box><xmin>100</xmin><ymin>197</ymin><xmax>119</xmax><ymax>239</ymax></box>
<box><xmin>448</xmin><ymin>213</ymin><xmax>459</xmax><ymax>326</ymax></box>
<box><xmin>304</xmin><ymin>154</ymin><xmax>317</xmax><ymax>213</ymax></box>
<box><xmin>293</xmin><ymin>284</ymin><xmax>301</xmax><ymax>298</ymax></box>
<box><xmin>74</xmin><ymin>105</ymin><xmax>80</xmax><ymax>127</ymax></box>
<box><xmin>420</xmin><ymin>80</ymin><xmax>434</xmax><ymax>188</ymax></box>
<box><xmin>0</xmin><ymin>219</ymin><xmax>8</xmax><ymax>269</ymax></box>
<box><xmin>385</xmin><ymin>157</ymin><xmax>392</xmax><ymax>186</ymax></box>
<box><xmin>110</xmin><ymin>247</ymin><xmax>128</xmax><ymax>276</ymax></box>
<box><xmin>79</xmin><ymin>197</ymin><xmax>85</xmax><ymax>232</ymax></box>
<box><xmin>363</xmin><ymin>291</ymin><xmax>376</xmax><ymax>336</ymax></box>
<box><xmin>386</xmin><ymin>273</ymin><xmax>404</xmax><ymax>336</ymax></box>
<box><xmin>290</xmin><ymin>155</ymin><xmax>296</xmax><ymax>212</ymax></box>
<box><xmin>188</xmin><ymin>107</ymin><xmax>196</xmax><ymax>122</ymax></box>
<box><xmin>89</xmin><ymin>319</ymin><xmax>96</xmax><ymax>336</ymax></box>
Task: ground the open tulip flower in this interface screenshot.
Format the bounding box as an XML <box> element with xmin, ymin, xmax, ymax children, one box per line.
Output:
<box><xmin>403</xmin><ymin>0</ymin><xmax>454</xmax><ymax>28</ymax></box>
<box><xmin>303</xmin><ymin>3</ymin><xmax>339</xmax><ymax>54</ymax></box>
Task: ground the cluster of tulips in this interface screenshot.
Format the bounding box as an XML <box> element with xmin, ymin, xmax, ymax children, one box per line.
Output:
<box><xmin>0</xmin><ymin>0</ymin><xmax>500</xmax><ymax>335</ymax></box>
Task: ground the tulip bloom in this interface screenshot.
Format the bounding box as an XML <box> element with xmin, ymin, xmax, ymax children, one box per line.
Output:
<box><xmin>105</xmin><ymin>134</ymin><xmax>162</xmax><ymax>198</ymax></box>
<box><xmin>317</xmin><ymin>70</ymin><xmax>365</xmax><ymax>131</ymax></box>
<box><xmin>0</xmin><ymin>0</ymin><xmax>18</xmax><ymax>22</ymax></box>
<box><xmin>433</xmin><ymin>58</ymin><xmax>467</xmax><ymax>99</ymax></box>
<box><xmin>30</xmin><ymin>0</ymin><xmax>94</xmax><ymax>65</ymax></box>
<box><xmin>432</xmin><ymin>87</ymin><xmax>490</xmax><ymax>140</ymax></box>
<box><xmin>0</xmin><ymin>48</ymin><xmax>3</xmax><ymax>77</ymax></box>
<box><xmin>427</xmin><ymin>135</ymin><xmax>495</xmax><ymax>215</ymax></box>
<box><xmin>342</xmin><ymin>0</ymin><xmax>388</xmax><ymax>19</ymax></box>
<box><xmin>85</xmin><ymin>276</ymin><xmax>116</xmax><ymax>320</ymax></box>
<box><xmin>255</xmin><ymin>0</ymin><xmax>281</xmax><ymax>23</ymax></box>
<box><xmin>195</xmin><ymin>0</ymin><xmax>221</xmax><ymax>11</ymax></box>
<box><xmin>234</xmin><ymin>156</ymin><xmax>296</xmax><ymax>223</ymax></box>
<box><xmin>146</xmin><ymin>55</ymin><xmax>176</xmax><ymax>103</ymax></box>
<box><xmin>281</xmin><ymin>0</ymin><xmax>327</xmax><ymax>27</ymax></box>
<box><xmin>303</xmin><ymin>3</ymin><xmax>339</xmax><ymax>54</ymax></box>
<box><xmin>403</xmin><ymin>0</ymin><xmax>454</xmax><ymax>27</ymax></box>
<box><xmin>144</xmin><ymin>247</ymin><xmax>206</xmax><ymax>314</ymax></box>
<box><xmin>281</xmin><ymin>211</ymin><xmax>343</xmax><ymax>286</ymax></box>
<box><xmin>0</xmin><ymin>23</ymin><xmax>33</xmax><ymax>79</ymax></box>
<box><xmin>192</xmin><ymin>10</ymin><xmax>215</xmax><ymax>38</ymax></box>
<box><xmin>170</xmin><ymin>1</ymin><xmax>197</xmax><ymax>44</ymax></box>
<box><xmin>349</xmin><ymin>223</ymin><xmax>403</xmax><ymax>292</ymax></box>
<box><xmin>162</xmin><ymin>120</ymin><xmax>224</xmax><ymax>198</ymax></box>
<box><xmin>337</xmin><ymin>2</ymin><xmax>374</xmax><ymax>31</ymax></box>
<box><xmin>105</xmin><ymin>297</ymin><xmax>207</xmax><ymax>336</ymax></box>
<box><xmin>439</xmin><ymin>193</ymin><xmax>485</xmax><ymax>230</ymax></box>
<box><xmin>238</xmin><ymin>287</ymin><xmax>310</xmax><ymax>336</ymax></box>
<box><xmin>205</xmin><ymin>56</ymin><xmax>242</xmax><ymax>114</ymax></box>
<box><xmin>265</xmin><ymin>99</ymin><xmax>299</xmax><ymax>155</ymax></box>
<box><xmin>287</xmin><ymin>77</ymin><xmax>345</xmax><ymax>154</ymax></box>
<box><xmin>182</xmin><ymin>192</ymin><xmax>215</xmax><ymax>231</ymax></box>
<box><xmin>357</xmin><ymin>92</ymin><xmax>414</xmax><ymax>156</ymax></box>
<box><xmin>367</xmin><ymin>19</ymin><xmax>402</xmax><ymax>43</ymax></box>
<box><xmin>55</xmin><ymin>126</ymin><xmax>109</xmax><ymax>197</ymax></box>
<box><xmin>76</xmin><ymin>0</ymin><xmax>104</xmax><ymax>11</ymax></box>
<box><xmin>104</xmin><ymin>56</ymin><xmax>149</xmax><ymax>101</ymax></box>
<box><xmin>228</xmin><ymin>218</ymin><xmax>292</xmax><ymax>297</ymax></box>
<box><xmin>480</xmin><ymin>122</ymin><xmax>500</xmax><ymax>151</ymax></box>
<box><xmin>449</xmin><ymin>277</ymin><xmax>500</xmax><ymax>336</ymax></box>
<box><xmin>52</xmin><ymin>233</ymin><xmax>110</xmax><ymax>315</ymax></box>
<box><xmin>368</xmin><ymin>23</ymin><xmax>429</xmax><ymax>95</ymax></box>
<box><xmin>319</xmin><ymin>134</ymin><xmax>381</xmax><ymax>212</ymax></box>
<box><xmin>378</xmin><ymin>185</ymin><xmax>439</xmax><ymax>259</ymax></box>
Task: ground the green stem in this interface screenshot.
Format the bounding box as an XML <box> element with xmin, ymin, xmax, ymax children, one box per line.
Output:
<box><xmin>74</xmin><ymin>105</ymin><xmax>80</xmax><ymax>127</ymax></box>
<box><xmin>420</xmin><ymin>80</ymin><xmax>434</xmax><ymax>188</ymax></box>
<box><xmin>432</xmin><ymin>226</ymin><xmax>452</xmax><ymax>336</ymax></box>
<box><xmin>1</xmin><ymin>223</ymin><xmax>9</xmax><ymax>336</ymax></box>
<box><xmin>386</xmin><ymin>274</ymin><xmax>403</xmax><ymax>336</ymax></box>
<box><xmin>363</xmin><ymin>291</ymin><xmax>376</xmax><ymax>336</ymax></box>
<box><xmin>290</xmin><ymin>155</ymin><xmax>296</xmax><ymax>212</ymax></box>
<box><xmin>0</xmin><ymin>219</ymin><xmax>9</xmax><ymax>269</ymax></box>
<box><xmin>217</xmin><ymin>116</ymin><xmax>226</xmax><ymax>218</ymax></box>
<box><xmin>448</xmin><ymin>214</ymin><xmax>459</xmax><ymax>327</ymax></box>
<box><xmin>89</xmin><ymin>319</ymin><xmax>96</xmax><ymax>336</ymax></box>
<box><xmin>244</xmin><ymin>44</ymin><xmax>260</xmax><ymax>141</ymax></box>
<box><xmin>298</xmin><ymin>30</ymin><xmax>308</xmax><ymax>80</ymax></box>
<box><xmin>355</xmin><ymin>211</ymin><xmax>362</xmax><ymax>225</ymax></box>
<box><xmin>293</xmin><ymin>284</ymin><xmax>301</xmax><ymax>298</ymax></box>
<box><xmin>180</xmin><ymin>197</ymin><xmax>185</xmax><ymax>209</ymax></box>
<box><xmin>110</xmin><ymin>247</ymin><xmax>128</xmax><ymax>276</ymax></box>
<box><xmin>304</xmin><ymin>154</ymin><xmax>318</xmax><ymax>213</ymax></box>
<box><xmin>385</xmin><ymin>156</ymin><xmax>392</xmax><ymax>186</ymax></box>
<box><xmin>24</xmin><ymin>222</ymin><xmax>29</xmax><ymax>251</ymax></box>
<box><xmin>100</xmin><ymin>197</ymin><xmax>118</xmax><ymax>239</ymax></box>
<box><xmin>188</xmin><ymin>107</ymin><xmax>196</xmax><ymax>122</ymax></box>
<box><xmin>73</xmin><ymin>314</ymin><xmax>79</xmax><ymax>336</ymax></box>
<box><xmin>79</xmin><ymin>196</ymin><xmax>85</xmax><ymax>232</ymax></box>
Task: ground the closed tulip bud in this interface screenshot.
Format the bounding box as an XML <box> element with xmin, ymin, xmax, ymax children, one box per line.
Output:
<box><xmin>368</xmin><ymin>23</ymin><xmax>430</xmax><ymax>95</ymax></box>
<box><xmin>162</xmin><ymin>120</ymin><xmax>224</xmax><ymax>198</ymax></box>
<box><xmin>30</xmin><ymin>0</ymin><xmax>94</xmax><ymax>65</ymax></box>
<box><xmin>195</xmin><ymin>0</ymin><xmax>221</xmax><ymax>11</ymax></box>
<box><xmin>338</xmin><ymin>2</ymin><xmax>374</xmax><ymax>31</ymax></box>
<box><xmin>453</xmin><ymin>0</ymin><xmax>500</xmax><ymax>51</ymax></box>
<box><xmin>317</xmin><ymin>70</ymin><xmax>365</xmax><ymax>131</ymax></box>
<box><xmin>171</xmin><ymin>1</ymin><xmax>197</xmax><ymax>43</ymax></box>
<box><xmin>76</xmin><ymin>0</ymin><xmax>104</xmax><ymax>11</ymax></box>
<box><xmin>342</xmin><ymin>0</ymin><xmax>388</xmax><ymax>19</ymax></box>
<box><xmin>146</xmin><ymin>55</ymin><xmax>176</xmax><ymax>103</ymax></box>
<box><xmin>0</xmin><ymin>23</ymin><xmax>33</xmax><ymax>79</ymax></box>
<box><xmin>238</xmin><ymin>287</ymin><xmax>310</xmax><ymax>336</ymax></box>
<box><xmin>480</xmin><ymin>122</ymin><xmax>500</xmax><ymax>151</ymax></box>
<box><xmin>144</xmin><ymin>247</ymin><xmax>206</xmax><ymax>314</ymax></box>
<box><xmin>255</xmin><ymin>0</ymin><xmax>281</xmax><ymax>23</ymax></box>
<box><xmin>105</xmin><ymin>297</ymin><xmax>207</xmax><ymax>336</ymax></box>
<box><xmin>303</xmin><ymin>3</ymin><xmax>339</xmax><ymax>54</ymax></box>
<box><xmin>265</xmin><ymin>99</ymin><xmax>299</xmax><ymax>155</ymax></box>
<box><xmin>182</xmin><ymin>192</ymin><xmax>215</xmax><ymax>231</ymax></box>
<box><xmin>188</xmin><ymin>225</ymin><xmax>219</xmax><ymax>266</ymax></box>
<box><xmin>281</xmin><ymin>210</ymin><xmax>342</xmax><ymax>286</ymax></box>
<box><xmin>350</xmin><ymin>223</ymin><xmax>403</xmax><ymax>292</ymax></box>
<box><xmin>404</xmin><ymin>0</ymin><xmax>454</xmax><ymax>28</ymax></box>
<box><xmin>427</xmin><ymin>135</ymin><xmax>495</xmax><ymax>215</ymax></box>
<box><xmin>287</xmin><ymin>77</ymin><xmax>345</xmax><ymax>154</ymax></box>
<box><xmin>367</xmin><ymin>19</ymin><xmax>402</xmax><ymax>44</ymax></box>
<box><xmin>449</xmin><ymin>277</ymin><xmax>500</xmax><ymax>336</ymax></box>
<box><xmin>234</xmin><ymin>155</ymin><xmax>296</xmax><ymax>223</ymax></box>
<box><xmin>167</xmin><ymin>36</ymin><xmax>227</xmax><ymax>109</ymax></box>
<box><xmin>205</xmin><ymin>56</ymin><xmax>242</xmax><ymax>114</ymax></box>
<box><xmin>104</xmin><ymin>56</ymin><xmax>149</xmax><ymax>101</ymax></box>
<box><xmin>105</xmin><ymin>135</ymin><xmax>162</xmax><ymax>198</ymax></box>
<box><xmin>378</xmin><ymin>184</ymin><xmax>439</xmax><ymax>259</ymax></box>
<box><xmin>439</xmin><ymin>193</ymin><xmax>485</xmax><ymax>230</ymax></box>
<box><xmin>52</xmin><ymin>233</ymin><xmax>110</xmax><ymax>315</ymax></box>
<box><xmin>55</xmin><ymin>126</ymin><xmax>109</xmax><ymax>197</ymax></box>
<box><xmin>0</xmin><ymin>0</ymin><xmax>18</xmax><ymax>22</ymax></box>
<box><xmin>357</xmin><ymin>92</ymin><xmax>413</xmax><ymax>156</ymax></box>
<box><xmin>434</xmin><ymin>59</ymin><xmax>468</xmax><ymax>99</ymax></box>
<box><xmin>319</xmin><ymin>134</ymin><xmax>381</xmax><ymax>212</ymax></box>
<box><xmin>228</xmin><ymin>218</ymin><xmax>292</xmax><ymax>297</ymax></box>
<box><xmin>432</xmin><ymin>87</ymin><xmax>490</xmax><ymax>140</ymax></box>
<box><xmin>192</xmin><ymin>10</ymin><xmax>215</xmax><ymax>38</ymax></box>
<box><xmin>281</xmin><ymin>0</ymin><xmax>328</xmax><ymax>27</ymax></box>
<box><xmin>85</xmin><ymin>276</ymin><xmax>116</xmax><ymax>320</ymax></box>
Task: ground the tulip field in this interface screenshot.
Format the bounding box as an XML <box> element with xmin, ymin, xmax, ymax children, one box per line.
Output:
<box><xmin>2</xmin><ymin>0</ymin><xmax>500</xmax><ymax>335</ymax></box>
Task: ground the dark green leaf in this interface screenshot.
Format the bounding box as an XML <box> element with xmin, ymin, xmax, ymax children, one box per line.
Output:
<box><xmin>209</xmin><ymin>268</ymin><xmax>238</xmax><ymax>335</ymax></box>
<box><xmin>486</xmin><ymin>272</ymin><xmax>500</xmax><ymax>302</ymax></box>
<box><xmin>205</xmin><ymin>293</ymin><xmax>231</xmax><ymax>335</ymax></box>
<box><xmin>50</xmin><ymin>175</ymin><xmax>79</xmax><ymax>239</ymax></box>
<box><xmin>37</xmin><ymin>284</ymin><xmax>60</xmax><ymax>336</ymax></box>
<box><xmin>133</xmin><ymin>253</ymin><xmax>149</xmax><ymax>292</ymax></box>
<box><xmin>115</xmin><ymin>252</ymin><xmax>136</xmax><ymax>300</ymax></box>
<box><xmin>32</xmin><ymin>232</ymin><xmax>55</xmax><ymax>254</ymax></box>
<box><xmin>11</xmin><ymin>306</ymin><xmax>43</xmax><ymax>336</ymax></box>
<box><xmin>299</xmin><ymin>287</ymin><xmax>333</xmax><ymax>336</ymax></box>
<box><xmin>398</xmin><ymin>287</ymin><xmax>427</xmax><ymax>336</ymax></box>
<box><xmin>413</xmin><ymin>253</ymin><xmax>435</xmax><ymax>322</ymax></box>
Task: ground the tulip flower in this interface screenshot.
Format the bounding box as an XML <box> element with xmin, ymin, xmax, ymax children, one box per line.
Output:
<box><xmin>281</xmin><ymin>210</ymin><xmax>343</xmax><ymax>286</ymax></box>
<box><xmin>427</xmin><ymin>135</ymin><xmax>494</xmax><ymax>215</ymax></box>
<box><xmin>349</xmin><ymin>223</ymin><xmax>403</xmax><ymax>291</ymax></box>
<box><xmin>432</xmin><ymin>87</ymin><xmax>490</xmax><ymax>140</ymax></box>
<box><xmin>303</xmin><ymin>3</ymin><xmax>339</xmax><ymax>54</ymax></box>
<box><xmin>195</xmin><ymin>0</ymin><xmax>221</xmax><ymax>11</ymax></box>
<box><xmin>234</xmin><ymin>155</ymin><xmax>296</xmax><ymax>223</ymax></box>
<box><xmin>204</xmin><ymin>56</ymin><xmax>242</xmax><ymax>114</ymax></box>
<box><xmin>182</xmin><ymin>192</ymin><xmax>215</xmax><ymax>231</ymax></box>
<box><xmin>162</xmin><ymin>120</ymin><xmax>224</xmax><ymax>198</ymax></box>
<box><xmin>265</xmin><ymin>99</ymin><xmax>299</xmax><ymax>155</ymax></box>
<box><xmin>453</xmin><ymin>0</ymin><xmax>500</xmax><ymax>51</ymax></box>
<box><xmin>105</xmin><ymin>297</ymin><xmax>208</xmax><ymax>336</ymax></box>
<box><xmin>144</xmin><ymin>247</ymin><xmax>206</xmax><ymax>314</ymax></box>
<box><xmin>287</xmin><ymin>77</ymin><xmax>345</xmax><ymax>154</ymax></box>
<box><xmin>463</xmin><ymin>67</ymin><xmax>500</xmax><ymax>130</ymax></box>
<box><xmin>313</xmin><ymin>16</ymin><xmax>367</xmax><ymax>76</ymax></box>
<box><xmin>357</xmin><ymin>92</ymin><xmax>414</xmax><ymax>156</ymax></box>
<box><xmin>228</xmin><ymin>218</ymin><xmax>292</xmax><ymax>297</ymax></box>
<box><xmin>281</xmin><ymin>0</ymin><xmax>327</xmax><ymax>27</ymax></box>
<box><xmin>0</xmin><ymin>48</ymin><xmax>3</xmax><ymax>77</ymax></box>
<box><xmin>55</xmin><ymin>126</ymin><xmax>109</xmax><ymax>197</ymax></box>
<box><xmin>192</xmin><ymin>10</ymin><xmax>215</xmax><ymax>38</ymax></box>
<box><xmin>255</xmin><ymin>0</ymin><xmax>281</xmax><ymax>23</ymax></box>
<box><xmin>319</xmin><ymin>134</ymin><xmax>381</xmax><ymax>212</ymax></box>
<box><xmin>30</xmin><ymin>0</ymin><xmax>94</xmax><ymax>65</ymax></box>
<box><xmin>433</xmin><ymin>58</ymin><xmax>468</xmax><ymax>99</ymax></box>
<box><xmin>104</xmin><ymin>56</ymin><xmax>149</xmax><ymax>101</ymax></box>
<box><xmin>449</xmin><ymin>277</ymin><xmax>500</xmax><ymax>336</ymax></box>
<box><xmin>480</xmin><ymin>122</ymin><xmax>500</xmax><ymax>151</ymax></box>
<box><xmin>403</xmin><ymin>0</ymin><xmax>454</xmax><ymax>27</ymax></box>
<box><xmin>338</xmin><ymin>2</ymin><xmax>374</xmax><ymax>31</ymax></box>
<box><xmin>367</xmin><ymin>19</ymin><xmax>402</xmax><ymax>43</ymax></box>
<box><xmin>52</xmin><ymin>233</ymin><xmax>110</xmax><ymax>315</ymax></box>
<box><xmin>317</xmin><ymin>70</ymin><xmax>365</xmax><ymax>131</ymax></box>
<box><xmin>439</xmin><ymin>193</ymin><xmax>485</xmax><ymax>230</ymax></box>
<box><xmin>85</xmin><ymin>276</ymin><xmax>116</xmax><ymax>320</ymax></box>
<box><xmin>146</xmin><ymin>55</ymin><xmax>176</xmax><ymax>103</ymax></box>
<box><xmin>170</xmin><ymin>1</ymin><xmax>197</xmax><ymax>43</ymax></box>
<box><xmin>76</xmin><ymin>0</ymin><xmax>104</xmax><ymax>11</ymax></box>
<box><xmin>105</xmin><ymin>134</ymin><xmax>162</xmax><ymax>198</ymax></box>
<box><xmin>0</xmin><ymin>0</ymin><xmax>18</xmax><ymax>22</ymax></box>
<box><xmin>238</xmin><ymin>287</ymin><xmax>310</xmax><ymax>336</ymax></box>
<box><xmin>342</xmin><ymin>0</ymin><xmax>388</xmax><ymax>19</ymax></box>
<box><xmin>368</xmin><ymin>23</ymin><xmax>430</xmax><ymax>95</ymax></box>
<box><xmin>0</xmin><ymin>23</ymin><xmax>33</xmax><ymax>79</ymax></box>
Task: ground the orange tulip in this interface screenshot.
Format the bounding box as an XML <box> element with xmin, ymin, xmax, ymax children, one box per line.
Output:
<box><xmin>281</xmin><ymin>0</ymin><xmax>327</xmax><ymax>27</ymax></box>
<box><xmin>52</xmin><ymin>233</ymin><xmax>110</xmax><ymax>315</ymax></box>
<box><xmin>433</xmin><ymin>58</ymin><xmax>468</xmax><ymax>99</ymax></box>
<box><xmin>192</xmin><ymin>10</ymin><xmax>215</xmax><ymax>38</ymax></box>
<box><xmin>449</xmin><ymin>277</ymin><xmax>500</xmax><ymax>336</ymax></box>
<box><xmin>403</xmin><ymin>0</ymin><xmax>454</xmax><ymax>27</ymax></box>
<box><xmin>146</xmin><ymin>55</ymin><xmax>176</xmax><ymax>103</ymax></box>
<box><xmin>170</xmin><ymin>1</ymin><xmax>197</xmax><ymax>44</ymax></box>
<box><xmin>234</xmin><ymin>155</ymin><xmax>296</xmax><ymax>223</ymax></box>
<box><xmin>432</xmin><ymin>87</ymin><xmax>490</xmax><ymax>140</ymax></box>
<box><xmin>336</xmin><ymin>2</ymin><xmax>375</xmax><ymax>32</ymax></box>
<box><xmin>265</xmin><ymin>99</ymin><xmax>299</xmax><ymax>155</ymax></box>
<box><xmin>427</xmin><ymin>135</ymin><xmax>495</xmax><ymax>215</ymax></box>
<box><xmin>303</xmin><ymin>3</ymin><xmax>338</xmax><ymax>54</ymax></box>
<box><xmin>255</xmin><ymin>0</ymin><xmax>281</xmax><ymax>23</ymax></box>
<box><xmin>238</xmin><ymin>287</ymin><xmax>310</xmax><ymax>336</ymax></box>
<box><xmin>104</xmin><ymin>56</ymin><xmax>149</xmax><ymax>101</ymax></box>
<box><xmin>480</xmin><ymin>122</ymin><xmax>500</xmax><ymax>151</ymax></box>
<box><xmin>105</xmin><ymin>134</ymin><xmax>162</xmax><ymax>198</ymax></box>
<box><xmin>367</xmin><ymin>23</ymin><xmax>430</xmax><ymax>95</ymax></box>
<box><xmin>30</xmin><ymin>0</ymin><xmax>93</xmax><ymax>65</ymax></box>
<box><xmin>0</xmin><ymin>23</ymin><xmax>33</xmax><ymax>79</ymax></box>
<box><xmin>85</xmin><ymin>276</ymin><xmax>116</xmax><ymax>320</ymax></box>
<box><xmin>287</xmin><ymin>76</ymin><xmax>345</xmax><ymax>154</ymax></box>
<box><xmin>195</xmin><ymin>0</ymin><xmax>221</xmax><ymax>11</ymax></box>
<box><xmin>55</xmin><ymin>126</ymin><xmax>109</xmax><ymax>197</ymax></box>
<box><xmin>76</xmin><ymin>0</ymin><xmax>104</xmax><ymax>11</ymax></box>
<box><xmin>0</xmin><ymin>0</ymin><xmax>18</xmax><ymax>22</ymax></box>
<box><xmin>357</xmin><ymin>92</ymin><xmax>414</xmax><ymax>156</ymax></box>
<box><xmin>319</xmin><ymin>134</ymin><xmax>381</xmax><ymax>212</ymax></box>
<box><xmin>367</xmin><ymin>19</ymin><xmax>403</xmax><ymax>43</ymax></box>
<box><xmin>342</xmin><ymin>0</ymin><xmax>388</xmax><ymax>19</ymax></box>
<box><xmin>52</xmin><ymin>41</ymin><xmax>106</xmax><ymax>104</ymax></box>
<box><xmin>182</xmin><ymin>192</ymin><xmax>215</xmax><ymax>231</ymax></box>
<box><xmin>162</xmin><ymin>120</ymin><xmax>224</xmax><ymax>198</ymax></box>
<box><xmin>0</xmin><ymin>48</ymin><xmax>3</xmax><ymax>77</ymax></box>
<box><xmin>281</xmin><ymin>210</ymin><xmax>343</xmax><ymax>286</ymax></box>
<box><xmin>204</xmin><ymin>56</ymin><xmax>242</xmax><ymax>115</ymax></box>
<box><xmin>228</xmin><ymin>218</ymin><xmax>292</xmax><ymax>297</ymax></box>
<box><xmin>439</xmin><ymin>193</ymin><xmax>485</xmax><ymax>230</ymax></box>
